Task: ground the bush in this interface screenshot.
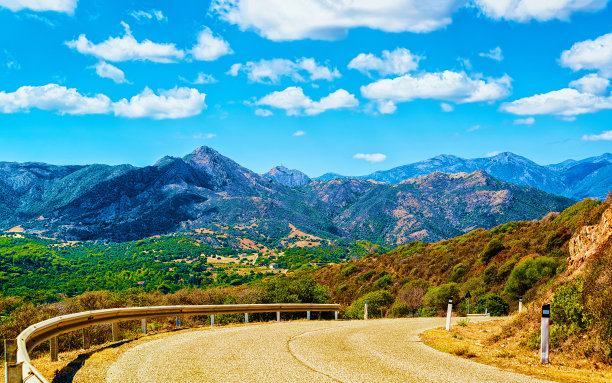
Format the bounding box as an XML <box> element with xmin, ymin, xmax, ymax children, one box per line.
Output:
<box><xmin>474</xmin><ymin>293</ymin><xmax>509</xmax><ymax>316</ymax></box>
<box><xmin>389</xmin><ymin>302</ymin><xmax>411</xmax><ymax>317</ymax></box>
<box><xmin>551</xmin><ymin>278</ymin><xmax>588</xmax><ymax>339</ymax></box>
<box><xmin>421</xmin><ymin>283</ymin><xmax>460</xmax><ymax>316</ymax></box>
<box><xmin>356</xmin><ymin>270</ymin><xmax>376</xmax><ymax>283</ymax></box>
<box><xmin>504</xmin><ymin>256</ymin><xmax>559</xmax><ymax>299</ymax></box>
<box><xmin>479</xmin><ymin>239</ymin><xmax>504</xmax><ymax>264</ymax></box>
<box><xmin>448</xmin><ymin>263</ymin><xmax>467</xmax><ymax>283</ymax></box>
<box><xmin>341</xmin><ymin>264</ymin><xmax>357</xmax><ymax>277</ymax></box>
<box><xmin>345</xmin><ymin>290</ymin><xmax>394</xmax><ymax>319</ymax></box>
<box><xmin>373</xmin><ymin>274</ymin><xmax>394</xmax><ymax>289</ymax></box>
<box><xmin>398</xmin><ymin>279</ymin><xmax>429</xmax><ymax>314</ymax></box>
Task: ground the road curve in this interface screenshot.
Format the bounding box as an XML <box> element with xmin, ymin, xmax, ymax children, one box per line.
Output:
<box><xmin>106</xmin><ymin>318</ymin><xmax>552</xmax><ymax>383</ymax></box>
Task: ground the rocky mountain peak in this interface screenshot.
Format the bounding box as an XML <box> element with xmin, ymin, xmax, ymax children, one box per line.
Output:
<box><xmin>264</xmin><ymin>166</ymin><xmax>311</xmax><ymax>186</ymax></box>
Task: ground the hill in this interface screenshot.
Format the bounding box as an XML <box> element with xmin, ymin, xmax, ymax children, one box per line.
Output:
<box><xmin>315</xmin><ymin>152</ymin><xmax>612</xmax><ymax>201</ymax></box>
<box><xmin>0</xmin><ymin>146</ymin><xmax>574</xmax><ymax>243</ymax></box>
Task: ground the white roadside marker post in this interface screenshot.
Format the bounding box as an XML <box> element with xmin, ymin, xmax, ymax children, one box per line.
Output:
<box><xmin>307</xmin><ymin>311</ymin><xmax>310</xmax><ymax>320</ymax></box>
<box><xmin>141</xmin><ymin>319</ymin><xmax>147</xmax><ymax>334</ymax></box>
<box><xmin>541</xmin><ymin>303</ymin><xmax>550</xmax><ymax>364</ymax></box>
<box><xmin>277</xmin><ymin>311</ymin><xmax>281</xmax><ymax>322</ymax></box>
<box><xmin>176</xmin><ymin>316</ymin><xmax>181</xmax><ymax>328</ymax></box>
<box><xmin>245</xmin><ymin>313</ymin><xmax>249</xmax><ymax>323</ymax></box>
<box><xmin>211</xmin><ymin>314</ymin><xmax>215</xmax><ymax>326</ymax></box>
<box><xmin>445</xmin><ymin>298</ymin><xmax>453</xmax><ymax>331</ymax></box>
<box><xmin>335</xmin><ymin>311</ymin><xmax>338</xmax><ymax>320</ymax></box>
<box><xmin>518</xmin><ymin>298</ymin><xmax>523</xmax><ymax>313</ymax></box>
<box><xmin>364</xmin><ymin>301</ymin><xmax>368</xmax><ymax>320</ymax></box>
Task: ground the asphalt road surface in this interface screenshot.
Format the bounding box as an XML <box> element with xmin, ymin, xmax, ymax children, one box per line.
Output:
<box><xmin>106</xmin><ymin>318</ymin><xmax>553</xmax><ymax>383</ymax></box>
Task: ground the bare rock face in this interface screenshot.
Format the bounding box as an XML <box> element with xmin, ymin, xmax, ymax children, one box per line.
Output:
<box><xmin>568</xmin><ymin>203</ymin><xmax>612</xmax><ymax>274</ymax></box>
<box><xmin>264</xmin><ymin>166</ymin><xmax>311</xmax><ymax>186</ymax></box>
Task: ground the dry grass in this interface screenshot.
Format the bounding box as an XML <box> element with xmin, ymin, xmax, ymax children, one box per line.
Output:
<box><xmin>421</xmin><ymin>317</ymin><xmax>612</xmax><ymax>383</ymax></box>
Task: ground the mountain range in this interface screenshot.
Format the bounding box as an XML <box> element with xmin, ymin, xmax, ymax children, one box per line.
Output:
<box><xmin>316</xmin><ymin>152</ymin><xmax>612</xmax><ymax>201</ymax></box>
<box><xmin>0</xmin><ymin>147</ymin><xmax>577</xmax><ymax>243</ymax></box>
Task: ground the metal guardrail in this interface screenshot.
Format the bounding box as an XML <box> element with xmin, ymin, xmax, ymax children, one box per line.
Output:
<box><xmin>4</xmin><ymin>303</ymin><xmax>340</xmax><ymax>383</ymax></box>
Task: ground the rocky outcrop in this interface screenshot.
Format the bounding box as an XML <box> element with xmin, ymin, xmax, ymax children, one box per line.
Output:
<box><xmin>264</xmin><ymin>166</ymin><xmax>311</xmax><ymax>186</ymax></box>
<box><xmin>568</xmin><ymin>201</ymin><xmax>612</xmax><ymax>274</ymax></box>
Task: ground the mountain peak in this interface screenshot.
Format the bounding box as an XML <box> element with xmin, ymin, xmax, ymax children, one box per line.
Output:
<box><xmin>264</xmin><ymin>166</ymin><xmax>311</xmax><ymax>186</ymax></box>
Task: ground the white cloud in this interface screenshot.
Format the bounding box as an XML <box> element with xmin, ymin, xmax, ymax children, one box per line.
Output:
<box><xmin>93</xmin><ymin>61</ymin><xmax>127</xmax><ymax>84</ymax></box>
<box><xmin>211</xmin><ymin>0</ymin><xmax>464</xmax><ymax>41</ymax></box>
<box><xmin>479</xmin><ymin>46</ymin><xmax>503</xmax><ymax>61</ymax></box>
<box><xmin>293</xmin><ymin>130</ymin><xmax>306</xmax><ymax>136</ymax></box>
<box><xmin>560</xmin><ymin>33</ymin><xmax>612</xmax><ymax>77</ymax></box>
<box><xmin>256</xmin><ymin>87</ymin><xmax>358</xmax><ymax>116</ymax></box>
<box><xmin>181</xmin><ymin>72</ymin><xmax>217</xmax><ymax>84</ymax></box>
<box><xmin>130</xmin><ymin>9</ymin><xmax>167</xmax><ymax>22</ymax></box>
<box><xmin>475</xmin><ymin>0</ymin><xmax>609</xmax><ymax>22</ymax></box>
<box><xmin>0</xmin><ymin>0</ymin><xmax>77</xmax><ymax>14</ymax></box>
<box><xmin>66</xmin><ymin>22</ymin><xmax>184</xmax><ymax>63</ymax></box>
<box><xmin>191</xmin><ymin>27</ymin><xmax>233</xmax><ymax>61</ymax></box>
<box><xmin>514</xmin><ymin>117</ymin><xmax>535</xmax><ymax>125</ymax></box>
<box><xmin>0</xmin><ymin>84</ymin><xmax>110</xmax><ymax>115</ymax></box>
<box><xmin>361</xmin><ymin>70</ymin><xmax>512</xmax><ymax>113</ymax></box>
<box><xmin>193</xmin><ymin>132</ymin><xmax>216</xmax><ymax>139</ymax></box>
<box><xmin>353</xmin><ymin>153</ymin><xmax>387</xmax><ymax>163</ymax></box>
<box><xmin>583</xmin><ymin>130</ymin><xmax>612</xmax><ymax>141</ymax></box>
<box><xmin>440</xmin><ymin>102</ymin><xmax>454</xmax><ymax>112</ymax></box>
<box><xmin>486</xmin><ymin>151</ymin><xmax>502</xmax><ymax>157</ymax></box>
<box><xmin>348</xmin><ymin>48</ymin><xmax>421</xmax><ymax>77</ymax></box>
<box><xmin>113</xmin><ymin>87</ymin><xmax>206</xmax><ymax>119</ymax></box>
<box><xmin>467</xmin><ymin>125</ymin><xmax>481</xmax><ymax>132</ymax></box>
<box><xmin>228</xmin><ymin>58</ymin><xmax>340</xmax><ymax>84</ymax></box>
<box><xmin>569</xmin><ymin>74</ymin><xmax>610</xmax><ymax>95</ymax></box>
<box><xmin>0</xmin><ymin>84</ymin><xmax>207</xmax><ymax>119</ymax></box>
<box><xmin>255</xmin><ymin>108</ymin><xmax>273</xmax><ymax>117</ymax></box>
<box><xmin>501</xmin><ymin>87</ymin><xmax>612</xmax><ymax>116</ymax></box>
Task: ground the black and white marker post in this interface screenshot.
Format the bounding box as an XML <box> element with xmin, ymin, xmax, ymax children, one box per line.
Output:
<box><xmin>364</xmin><ymin>300</ymin><xmax>368</xmax><ymax>320</ymax></box>
<box><xmin>445</xmin><ymin>297</ymin><xmax>453</xmax><ymax>331</ymax></box>
<box><xmin>541</xmin><ymin>303</ymin><xmax>550</xmax><ymax>364</ymax></box>
<box><xmin>519</xmin><ymin>298</ymin><xmax>523</xmax><ymax>313</ymax></box>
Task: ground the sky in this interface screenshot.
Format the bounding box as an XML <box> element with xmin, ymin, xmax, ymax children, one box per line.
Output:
<box><xmin>0</xmin><ymin>0</ymin><xmax>611</xmax><ymax>177</ymax></box>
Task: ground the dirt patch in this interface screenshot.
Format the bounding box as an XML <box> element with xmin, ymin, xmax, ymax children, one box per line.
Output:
<box><xmin>421</xmin><ymin>317</ymin><xmax>611</xmax><ymax>383</ymax></box>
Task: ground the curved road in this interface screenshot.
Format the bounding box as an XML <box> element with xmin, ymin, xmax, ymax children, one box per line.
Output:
<box><xmin>106</xmin><ymin>318</ymin><xmax>552</xmax><ymax>383</ymax></box>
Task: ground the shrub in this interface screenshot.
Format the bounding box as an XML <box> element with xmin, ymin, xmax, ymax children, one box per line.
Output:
<box><xmin>479</xmin><ymin>239</ymin><xmax>504</xmax><ymax>264</ymax></box>
<box><xmin>356</xmin><ymin>270</ymin><xmax>376</xmax><ymax>283</ymax></box>
<box><xmin>373</xmin><ymin>274</ymin><xmax>394</xmax><ymax>289</ymax></box>
<box><xmin>345</xmin><ymin>290</ymin><xmax>394</xmax><ymax>319</ymax></box>
<box><xmin>421</xmin><ymin>283</ymin><xmax>460</xmax><ymax>316</ymax></box>
<box><xmin>340</xmin><ymin>264</ymin><xmax>357</xmax><ymax>277</ymax></box>
<box><xmin>474</xmin><ymin>294</ymin><xmax>509</xmax><ymax>316</ymax></box>
<box><xmin>398</xmin><ymin>279</ymin><xmax>429</xmax><ymax>314</ymax></box>
<box><xmin>448</xmin><ymin>263</ymin><xmax>467</xmax><ymax>283</ymax></box>
<box><xmin>504</xmin><ymin>256</ymin><xmax>559</xmax><ymax>299</ymax></box>
<box><xmin>389</xmin><ymin>302</ymin><xmax>411</xmax><ymax>317</ymax></box>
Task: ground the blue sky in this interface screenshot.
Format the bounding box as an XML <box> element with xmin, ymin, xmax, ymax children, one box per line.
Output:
<box><xmin>0</xmin><ymin>0</ymin><xmax>611</xmax><ymax>177</ymax></box>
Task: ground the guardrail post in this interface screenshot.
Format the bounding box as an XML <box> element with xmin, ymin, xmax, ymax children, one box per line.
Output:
<box><xmin>176</xmin><ymin>316</ymin><xmax>181</xmax><ymax>328</ymax></box>
<box><xmin>276</xmin><ymin>311</ymin><xmax>280</xmax><ymax>322</ymax></box>
<box><xmin>4</xmin><ymin>339</ymin><xmax>22</xmax><ymax>383</ymax></box>
<box><xmin>141</xmin><ymin>319</ymin><xmax>147</xmax><ymax>334</ymax></box>
<box><xmin>335</xmin><ymin>311</ymin><xmax>338</xmax><ymax>320</ymax></box>
<box><xmin>364</xmin><ymin>301</ymin><xmax>368</xmax><ymax>320</ymax></box>
<box><xmin>112</xmin><ymin>322</ymin><xmax>119</xmax><ymax>341</ymax></box>
<box><xmin>244</xmin><ymin>313</ymin><xmax>249</xmax><ymax>323</ymax></box>
<box><xmin>307</xmin><ymin>311</ymin><xmax>310</xmax><ymax>320</ymax></box>
<box><xmin>210</xmin><ymin>315</ymin><xmax>215</xmax><ymax>326</ymax></box>
<box><xmin>50</xmin><ymin>336</ymin><xmax>58</xmax><ymax>362</ymax></box>
<box><xmin>445</xmin><ymin>298</ymin><xmax>453</xmax><ymax>331</ymax></box>
<box><xmin>83</xmin><ymin>327</ymin><xmax>91</xmax><ymax>350</ymax></box>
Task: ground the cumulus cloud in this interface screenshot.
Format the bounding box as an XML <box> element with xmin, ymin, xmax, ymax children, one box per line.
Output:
<box><xmin>93</xmin><ymin>61</ymin><xmax>127</xmax><ymax>84</ymax></box>
<box><xmin>361</xmin><ymin>70</ymin><xmax>512</xmax><ymax>113</ymax></box>
<box><xmin>228</xmin><ymin>58</ymin><xmax>340</xmax><ymax>84</ymax></box>
<box><xmin>0</xmin><ymin>84</ymin><xmax>207</xmax><ymax>119</ymax></box>
<box><xmin>348</xmin><ymin>48</ymin><xmax>421</xmax><ymax>77</ymax></box>
<box><xmin>440</xmin><ymin>102</ymin><xmax>454</xmax><ymax>112</ymax></box>
<box><xmin>474</xmin><ymin>0</ymin><xmax>609</xmax><ymax>22</ymax></box>
<box><xmin>191</xmin><ymin>27</ymin><xmax>233</xmax><ymax>61</ymax></box>
<box><xmin>113</xmin><ymin>87</ymin><xmax>206</xmax><ymax>119</ymax></box>
<box><xmin>479</xmin><ymin>46</ymin><xmax>503</xmax><ymax>61</ymax></box>
<box><xmin>193</xmin><ymin>132</ymin><xmax>216</xmax><ymax>139</ymax></box>
<box><xmin>514</xmin><ymin>117</ymin><xmax>535</xmax><ymax>125</ymax></box>
<box><xmin>583</xmin><ymin>130</ymin><xmax>612</xmax><ymax>141</ymax></box>
<box><xmin>256</xmin><ymin>87</ymin><xmax>358</xmax><ymax>116</ymax></box>
<box><xmin>66</xmin><ymin>22</ymin><xmax>184</xmax><ymax>63</ymax></box>
<box><xmin>293</xmin><ymin>130</ymin><xmax>306</xmax><ymax>136</ymax></box>
<box><xmin>0</xmin><ymin>84</ymin><xmax>110</xmax><ymax>115</ymax></box>
<box><xmin>353</xmin><ymin>153</ymin><xmax>387</xmax><ymax>163</ymax></box>
<box><xmin>210</xmin><ymin>0</ymin><xmax>463</xmax><ymax>41</ymax></box>
<box><xmin>560</xmin><ymin>32</ymin><xmax>612</xmax><ymax>78</ymax></box>
<box><xmin>501</xmin><ymin>88</ymin><xmax>612</xmax><ymax>116</ymax></box>
<box><xmin>130</xmin><ymin>9</ymin><xmax>167</xmax><ymax>22</ymax></box>
<box><xmin>254</xmin><ymin>108</ymin><xmax>273</xmax><ymax>117</ymax></box>
<box><xmin>569</xmin><ymin>74</ymin><xmax>610</xmax><ymax>95</ymax></box>
<box><xmin>0</xmin><ymin>0</ymin><xmax>77</xmax><ymax>14</ymax></box>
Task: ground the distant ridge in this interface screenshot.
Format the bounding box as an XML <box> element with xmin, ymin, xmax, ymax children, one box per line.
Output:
<box><xmin>314</xmin><ymin>152</ymin><xmax>612</xmax><ymax>201</ymax></box>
